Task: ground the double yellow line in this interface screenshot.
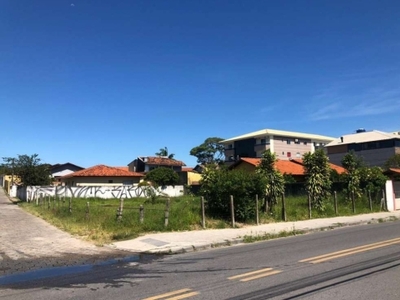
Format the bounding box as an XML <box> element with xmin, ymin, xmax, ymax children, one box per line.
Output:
<box><xmin>300</xmin><ymin>237</ymin><xmax>400</xmax><ymax>264</ymax></box>
<box><xmin>143</xmin><ymin>288</ymin><xmax>199</xmax><ymax>300</ymax></box>
<box><xmin>228</xmin><ymin>267</ymin><xmax>282</xmax><ymax>282</ymax></box>
<box><xmin>144</xmin><ymin>238</ymin><xmax>400</xmax><ymax>299</ymax></box>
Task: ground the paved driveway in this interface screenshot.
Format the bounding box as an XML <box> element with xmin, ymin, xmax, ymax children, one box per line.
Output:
<box><xmin>0</xmin><ymin>188</ymin><xmax>130</xmax><ymax>276</ymax></box>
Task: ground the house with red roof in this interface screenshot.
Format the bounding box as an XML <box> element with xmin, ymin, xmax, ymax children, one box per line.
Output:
<box><xmin>128</xmin><ymin>156</ymin><xmax>186</xmax><ymax>173</ymax></box>
<box><xmin>127</xmin><ymin>156</ymin><xmax>202</xmax><ymax>185</ymax></box>
<box><xmin>60</xmin><ymin>165</ymin><xmax>144</xmax><ymax>186</ymax></box>
<box><xmin>229</xmin><ymin>157</ymin><xmax>346</xmax><ymax>181</ymax></box>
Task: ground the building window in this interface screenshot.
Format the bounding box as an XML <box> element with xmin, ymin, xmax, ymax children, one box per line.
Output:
<box><xmin>294</xmin><ymin>139</ymin><xmax>300</xmax><ymax>144</ymax></box>
<box><xmin>228</xmin><ymin>144</ymin><xmax>233</xmax><ymax>149</ymax></box>
<box><xmin>282</xmin><ymin>151</ymin><xmax>285</xmax><ymax>155</ymax></box>
<box><xmin>287</xmin><ymin>152</ymin><xmax>291</xmax><ymax>158</ymax></box>
<box><xmin>303</xmin><ymin>142</ymin><xmax>307</xmax><ymax>145</ymax></box>
<box><xmin>108</xmin><ymin>180</ymin><xmax>113</xmax><ymax>183</ymax></box>
<box><xmin>296</xmin><ymin>152</ymin><xmax>301</xmax><ymax>158</ymax></box>
<box><xmin>286</xmin><ymin>140</ymin><xmax>291</xmax><ymax>144</ymax></box>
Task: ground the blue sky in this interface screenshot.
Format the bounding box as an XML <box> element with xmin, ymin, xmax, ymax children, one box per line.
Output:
<box><xmin>2</xmin><ymin>0</ymin><xmax>400</xmax><ymax>168</ymax></box>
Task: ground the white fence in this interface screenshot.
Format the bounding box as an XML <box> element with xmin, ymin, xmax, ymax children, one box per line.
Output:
<box><xmin>17</xmin><ymin>185</ymin><xmax>184</xmax><ymax>202</ymax></box>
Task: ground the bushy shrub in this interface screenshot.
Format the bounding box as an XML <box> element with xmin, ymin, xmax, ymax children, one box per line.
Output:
<box><xmin>359</xmin><ymin>166</ymin><xmax>388</xmax><ymax>203</ymax></box>
<box><xmin>200</xmin><ymin>168</ymin><xmax>265</xmax><ymax>222</ymax></box>
<box><xmin>144</xmin><ymin>167</ymin><xmax>179</xmax><ymax>187</ymax></box>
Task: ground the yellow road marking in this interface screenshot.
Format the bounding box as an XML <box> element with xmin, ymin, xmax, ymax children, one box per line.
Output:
<box><xmin>166</xmin><ymin>291</ymin><xmax>199</xmax><ymax>300</ymax></box>
<box><xmin>240</xmin><ymin>270</ymin><xmax>282</xmax><ymax>282</ymax></box>
<box><xmin>143</xmin><ymin>288</ymin><xmax>194</xmax><ymax>300</ymax></box>
<box><xmin>228</xmin><ymin>267</ymin><xmax>282</xmax><ymax>282</ymax></box>
<box><xmin>228</xmin><ymin>267</ymin><xmax>274</xmax><ymax>280</ymax></box>
<box><xmin>300</xmin><ymin>237</ymin><xmax>400</xmax><ymax>264</ymax></box>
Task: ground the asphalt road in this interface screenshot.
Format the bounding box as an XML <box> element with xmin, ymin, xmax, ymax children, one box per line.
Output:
<box><xmin>1</xmin><ymin>221</ymin><xmax>400</xmax><ymax>300</ymax></box>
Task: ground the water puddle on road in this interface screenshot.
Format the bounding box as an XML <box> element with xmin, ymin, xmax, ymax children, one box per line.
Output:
<box><xmin>0</xmin><ymin>255</ymin><xmax>147</xmax><ymax>286</ymax></box>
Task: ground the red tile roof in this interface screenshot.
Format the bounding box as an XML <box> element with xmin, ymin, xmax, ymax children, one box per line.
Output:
<box><xmin>233</xmin><ymin>157</ymin><xmax>346</xmax><ymax>175</ymax></box>
<box><xmin>290</xmin><ymin>158</ymin><xmax>347</xmax><ymax>174</ymax></box>
<box><xmin>61</xmin><ymin>165</ymin><xmax>144</xmax><ymax>178</ymax></box>
<box><xmin>115</xmin><ymin>166</ymin><xmax>129</xmax><ymax>171</ymax></box>
<box><xmin>181</xmin><ymin>167</ymin><xmax>194</xmax><ymax>172</ymax></box>
<box><xmin>388</xmin><ymin>168</ymin><xmax>400</xmax><ymax>175</ymax></box>
<box><xmin>276</xmin><ymin>160</ymin><xmax>305</xmax><ymax>175</ymax></box>
<box><xmin>141</xmin><ymin>156</ymin><xmax>186</xmax><ymax>167</ymax></box>
<box><xmin>239</xmin><ymin>157</ymin><xmax>260</xmax><ymax>166</ymax></box>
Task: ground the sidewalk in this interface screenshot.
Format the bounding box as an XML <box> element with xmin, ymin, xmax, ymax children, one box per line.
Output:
<box><xmin>0</xmin><ymin>188</ymin><xmax>129</xmax><ymax>276</ymax></box>
<box><xmin>111</xmin><ymin>211</ymin><xmax>400</xmax><ymax>254</ymax></box>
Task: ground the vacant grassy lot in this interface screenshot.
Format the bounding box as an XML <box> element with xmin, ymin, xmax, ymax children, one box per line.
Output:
<box><xmin>19</xmin><ymin>193</ymin><xmax>382</xmax><ymax>244</ymax></box>
<box><xmin>20</xmin><ymin>196</ymin><xmax>203</xmax><ymax>244</ymax></box>
<box><xmin>260</xmin><ymin>193</ymin><xmax>382</xmax><ymax>224</ymax></box>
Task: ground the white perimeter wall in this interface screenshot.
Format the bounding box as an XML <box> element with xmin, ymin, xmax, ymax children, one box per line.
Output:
<box><xmin>17</xmin><ymin>185</ymin><xmax>184</xmax><ymax>202</ymax></box>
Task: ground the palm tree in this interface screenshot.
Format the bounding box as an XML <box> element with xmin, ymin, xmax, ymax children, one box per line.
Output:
<box><xmin>155</xmin><ymin>147</ymin><xmax>175</xmax><ymax>159</ymax></box>
<box><xmin>256</xmin><ymin>150</ymin><xmax>285</xmax><ymax>213</ymax></box>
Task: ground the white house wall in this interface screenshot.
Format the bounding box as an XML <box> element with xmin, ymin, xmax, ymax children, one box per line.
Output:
<box><xmin>17</xmin><ymin>185</ymin><xmax>184</xmax><ymax>202</ymax></box>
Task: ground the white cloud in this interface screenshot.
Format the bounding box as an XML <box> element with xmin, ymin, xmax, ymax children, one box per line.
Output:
<box><xmin>308</xmin><ymin>74</ymin><xmax>400</xmax><ymax>120</ymax></box>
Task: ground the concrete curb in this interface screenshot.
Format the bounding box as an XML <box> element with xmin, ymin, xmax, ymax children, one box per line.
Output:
<box><xmin>133</xmin><ymin>215</ymin><xmax>399</xmax><ymax>255</ymax></box>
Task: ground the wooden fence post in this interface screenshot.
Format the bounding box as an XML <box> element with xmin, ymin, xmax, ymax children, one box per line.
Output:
<box><xmin>351</xmin><ymin>191</ymin><xmax>356</xmax><ymax>213</ymax></box>
<box><xmin>164</xmin><ymin>198</ymin><xmax>170</xmax><ymax>227</ymax></box>
<box><xmin>85</xmin><ymin>202</ymin><xmax>90</xmax><ymax>220</ymax></box>
<box><xmin>281</xmin><ymin>193</ymin><xmax>287</xmax><ymax>222</ymax></box>
<box><xmin>334</xmin><ymin>191</ymin><xmax>338</xmax><ymax>215</ymax></box>
<box><xmin>139</xmin><ymin>205</ymin><xmax>144</xmax><ymax>224</ymax></box>
<box><xmin>69</xmin><ymin>197</ymin><xmax>72</xmax><ymax>213</ymax></box>
<box><xmin>255</xmin><ymin>194</ymin><xmax>259</xmax><ymax>225</ymax></box>
<box><xmin>230</xmin><ymin>195</ymin><xmax>235</xmax><ymax>228</ymax></box>
<box><xmin>308</xmin><ymin>193</ymin><xmax>312</xmax><ymax>219</ymax></box>
<box><xmin>39</xmin><ymin>193</ymin><xmax>43</xmax><ymax>206</ymax></box>
<box><xmin>201</xmin><ymin>196</ymin><xmax>206</xmax><ymax>229</ymax></box>
<box><xmin>368</xmin><ymin>190</ymin><xmax>372</xmax><ymax>211</ymax></box>
<box><xmin>47</xmin><ymin>195</ymin><xmax>51</xmax><ymax>210</ymax></box>
<box><xmin>117</xmin><ymin>198</ymin><xmax>124</xmax><ymax>221</ymax></box>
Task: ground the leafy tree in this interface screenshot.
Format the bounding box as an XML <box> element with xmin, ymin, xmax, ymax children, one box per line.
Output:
<box><xmin>144</xmin><ymin>167</ymin><xmax>179</xmax><ymax>187</ymax></box>
<box><xmin>342</xmin><ymin>150</ymin><xmax>364</xmax><ymax>173</ymax></box>
<box><xmin>190</xmin><ymin>137</ymin><xmax>225</xmax><ymax>165</ymax></box>
<box><xmin>1</xmin><ymin>154</ymin><xmax>52</xmax><ymax>186</ymax></box>
<box><xmin>384</xmin><ymin>154</ymin><xmax>400</xmax><ymax>169</ymax></box>
<box><xmin>283</xmin><ymin>173</ymin><xmax>296</xmax><ymax>184</ymax></box>
<box><xmin>359</xmin><ymin>166</ymin><xmax>388</xmax><ymax>202</ymax></box>
<box><xmin>256</xmin><ymin>150</ymin><xmax>285</xmax><ymax>212</ymax></box>
<box><xmin>200</xmin><ymin>167</ymin><xmax>265</xmax><ymax>222</ymax></box>
<box><xmin>303</xmin><ymin>149</ymin><xmax>332</xmax><ymax>211</ymax></box>
<box><xmin>341</xmin><ymin>151</ymin><xmax>364</xmax><ymax>200</ymax></box>
<box><xmin>330</xmin><ymin>169</ymin><xmax>341</xmax><ymax>182</ymax></box>
<box><xmin>155</xmin><ymin>146</ymin><xmax>175</xmax><ymax>159</ymax></box>
<box><xmin>1</xmin><ymin>157</ymin><xmax>17</xmax><ymax>184</ymax></box>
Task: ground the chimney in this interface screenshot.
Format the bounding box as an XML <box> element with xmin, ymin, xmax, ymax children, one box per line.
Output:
<box><xmin>340</xmin><ymin>137</ymin><xmax>344</xmax><ymax>143</ymax></box>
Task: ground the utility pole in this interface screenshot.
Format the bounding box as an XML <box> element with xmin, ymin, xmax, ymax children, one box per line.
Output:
<box><xmin>11</xmin><ymin>158</ymin><xmax>15</xmax><ymax>186</ymax></box>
